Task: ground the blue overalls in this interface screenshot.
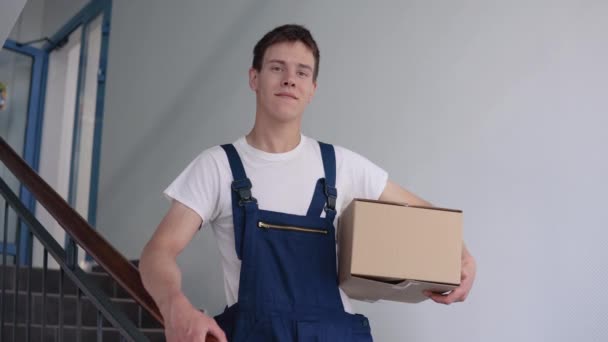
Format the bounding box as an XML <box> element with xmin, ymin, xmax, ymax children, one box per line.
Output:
<box><xmin>214</xmin><ymin>142</ymin><xmax>373</xmax><ymax>341</ymax></box>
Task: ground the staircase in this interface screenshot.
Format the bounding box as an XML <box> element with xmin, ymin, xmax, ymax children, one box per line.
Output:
<box><xmin>1</xmin><ymin>136</ymin><xmax>171</xmax><ymax>341</ymax></box>
<box><xmin>1</xmin><ymin>263</ymin><xmax>165</xmax><ymax>341</ymax></box>
<box><xmin>0</xmin><ymin>263</ymin><xmax>166</xmax><ymax>341</ymax></box>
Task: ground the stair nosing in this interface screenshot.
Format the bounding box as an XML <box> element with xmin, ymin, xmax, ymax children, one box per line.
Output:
<box><xmin>0</xmin><ymin>289</ymin><xmax>137</xmax><ymax>303</ymax></box>
<box><xmin>1</xmin><ymin>321</ymin><xmax>164</xmax><ymax>332</ymax></box>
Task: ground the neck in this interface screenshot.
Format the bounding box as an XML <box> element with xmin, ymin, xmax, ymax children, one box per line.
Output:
<box><xmin>246</xmin><ymin>116</ymin><xmax>302</xmax><ymax>153</ymax></box>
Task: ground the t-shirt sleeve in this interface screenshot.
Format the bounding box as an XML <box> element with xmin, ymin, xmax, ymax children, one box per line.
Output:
<box><xmin>163</xmin><ymin>148</ymin><xmax>222</xmax><ymax>226</ymax></box>
<box><xmin>338</xmin><ymin>146</ymin><xmax>389</xmax><ymax>200</ymax></box>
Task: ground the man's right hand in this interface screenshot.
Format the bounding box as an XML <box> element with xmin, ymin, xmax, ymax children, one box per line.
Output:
<box><xmin>161</xmin><ymin>293</ymin><xmax>227</xmax><ymax>342</ymax></box>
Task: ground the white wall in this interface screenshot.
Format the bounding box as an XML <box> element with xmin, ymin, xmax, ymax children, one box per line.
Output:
<box><xmin>8</xmin><ymin>0</ymin><xmax>87</xmax><ymax>44</ymax></box>
<box><xmin>97</xmin><ymin>1</ymin><xmax>608</xmax><ymax>341</ymax></box>
<box><xmin>0</xmin><ymin>0</ymin><xmax>27</xmax><ymax>45</ymax></box>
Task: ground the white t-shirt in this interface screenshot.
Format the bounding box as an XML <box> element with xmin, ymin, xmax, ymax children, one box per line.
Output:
<box><xmin>164</xmin><ymin>135</ymin><xmax>388</xmax><ymax>313</ymax></box>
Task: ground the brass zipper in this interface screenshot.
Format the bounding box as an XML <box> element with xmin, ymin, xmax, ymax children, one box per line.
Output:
<box><xmin>258</xmin><ymin>221</ymin><xmax>328</xmax><ymax>235</ymax></box>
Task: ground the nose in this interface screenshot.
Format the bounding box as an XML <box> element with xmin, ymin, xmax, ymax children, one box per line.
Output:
<box><xmin>282</xmin><ymin>71</ymin><xmax>296</xmax><ymax>87</ymax></box>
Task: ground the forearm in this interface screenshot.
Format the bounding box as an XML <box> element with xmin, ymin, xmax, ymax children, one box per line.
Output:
<box><xmin>140</xmin><ymin>240</ymin><xmax>227</xmax><ymax>341</ymax></box>
<box><xmin>140</xmin><ymin>244</ymin><xmax>185</xmax><ymax>316</ymax></box>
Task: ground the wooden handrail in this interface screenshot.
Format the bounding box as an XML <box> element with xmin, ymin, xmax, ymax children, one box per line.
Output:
<box><xmin>1</xmin><ymin>137</ymin><xmax>224</xmax><ymax>342</ymax></box>
<box><xmin>0</xmin><ymin>137</ymin><xmax>163</xmax><ymax>326</ymax></box>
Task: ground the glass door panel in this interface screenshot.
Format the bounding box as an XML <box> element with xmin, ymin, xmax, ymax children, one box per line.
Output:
<box><xmin>0</xmin><ymin>47</ymin><xmax>33</xmax><ymax>248</ymax></box>
<box><xmin>72</xmin><ymin>14</ymin><xmax>103</xmax><ymax>220</ymax></box>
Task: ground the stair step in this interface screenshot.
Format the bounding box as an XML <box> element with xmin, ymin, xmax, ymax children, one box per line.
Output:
<box><xmin>0</xmin><ymin>265</ymin><xmax>114</xmax><ymax>297</ymax></box>
<box><xmin>1</xmin><ymin>322</ymin><xmax>165</xmax><ymax>342</ymax></box>
<box><xmin>1</xmin><ymin>262</ymin><xmax>165</xmax><ymax>340</ymax></box>
<box><xmin>89</xmin><ymin>261</ymin><xmax>144</xmax><ymax>299</ymax></box>
<box><xmin>91</xmin><ymin>260</ymin><xmax>139</xmax><ymax>274</ymax></box>
<box><xmin>1</xmin><ymin>290</ymin><xmax>162</xmax><ymax>329</ymax></box>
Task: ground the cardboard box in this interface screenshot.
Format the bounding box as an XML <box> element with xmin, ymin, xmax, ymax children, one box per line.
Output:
<box><xmin>338</xmin><ymin>199</ymin><xmax>463</xmax><ymax>303</ymax></box>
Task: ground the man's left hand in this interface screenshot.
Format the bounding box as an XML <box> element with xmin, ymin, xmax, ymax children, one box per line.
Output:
<box><xmin>424</xmin><ymin>244</ymin><xmax>476</xmax><ymax>305</ymax></box>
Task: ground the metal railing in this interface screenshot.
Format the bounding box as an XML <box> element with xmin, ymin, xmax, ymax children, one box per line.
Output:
<box><xmin>0</xmin><ymin>136</ymin><xmax>164</xmax><ymax>341</ymax></box>
<box><xmin>0</xmin><ymin>178</ymin><xmax>148</xmax><ymax>341</ymax></box>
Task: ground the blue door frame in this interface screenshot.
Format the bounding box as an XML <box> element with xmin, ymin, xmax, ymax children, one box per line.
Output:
<box><xmin>1</xmin><ymin>0</ymin><xmax>112</xmax><ymax>265</ymax></box>
<box><xmin>1</xmin><ymin>40</ymin><xmax>47</xmax><ymax>263</ymax></box>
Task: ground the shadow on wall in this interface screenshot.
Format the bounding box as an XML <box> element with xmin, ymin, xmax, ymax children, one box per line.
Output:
<box><xmin>99</xmin><ymin>0</ymin><xmax>269</xmax><ymax>199</ymax></box>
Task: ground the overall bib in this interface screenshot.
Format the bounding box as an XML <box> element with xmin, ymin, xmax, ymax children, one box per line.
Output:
<box><xmin>214</xmin><ymin>142</ymin><xmax>373</xmax><ymax>341</ymax></box>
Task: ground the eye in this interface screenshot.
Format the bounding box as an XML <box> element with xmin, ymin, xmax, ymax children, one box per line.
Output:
<box><xmin>297</xmin><ymin>71</ymin><xmax>310</xmax><ymax>78</ymax></box>
<box><xmin>270</xmin><ymin>65</ymin><xmax>283</xmax><ymax>72</ymax></box>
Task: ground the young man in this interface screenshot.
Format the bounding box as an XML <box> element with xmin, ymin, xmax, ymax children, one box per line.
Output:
<box><xmin>140</xmin><ymin>24</ymin><xmax>476</xmax><ymax>342</ymax></box>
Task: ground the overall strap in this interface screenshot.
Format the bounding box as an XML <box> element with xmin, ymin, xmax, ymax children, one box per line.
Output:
<box><xmin>221</xmin><ymin>144</ymin><xmax>256</xmax><ymax>260</ymax></box>
<box><xmin>306</xmin><ymin>142</ymin><xmax>337</xmax><ymax>221</ymax></box>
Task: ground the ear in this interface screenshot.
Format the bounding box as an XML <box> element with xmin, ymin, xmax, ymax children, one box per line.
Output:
<box><xmin>249</xmin><ymin>68</ymin><xmax>258</xmax><ymax>91</ymax></box>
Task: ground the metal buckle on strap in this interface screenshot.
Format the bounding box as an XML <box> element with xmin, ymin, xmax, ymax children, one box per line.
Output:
<box><xmin>324</xmin><ymin>181</ymin><xmax>337</xmax><ymax>212</ymax></box>
<box><xmin>232</xmin><ymin>179</ymin><xmax>257</xmax><ymax>205</ymax></box>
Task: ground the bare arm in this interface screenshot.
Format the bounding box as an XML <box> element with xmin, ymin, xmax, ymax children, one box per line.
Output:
<box><xmin>378</xmin><ymin>179</ymin><xmax>432</xmax><ymax>206</ymax></box>
<box><xmin>140</xmin><ymin>200</ymin><xmax>201</xmax><ymax>312</ymax></box>
<box><xmin>378</xmin><ymin>179</ymin><xmax>476</xmax><ymax>304</ymax></box>
<box><xmin>139</xmin><ymin>200</ymin><xmax>226</xmax><ymax>342</ymax></box>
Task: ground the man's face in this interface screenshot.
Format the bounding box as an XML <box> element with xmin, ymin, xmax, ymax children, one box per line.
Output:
<box><xmin>249</xmin><ymin>41</ymin><xmax>317</xmax><ymax>123</ymax></box>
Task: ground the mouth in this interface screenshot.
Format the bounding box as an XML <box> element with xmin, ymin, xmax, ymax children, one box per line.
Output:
<box><xmin>275</xmin><ymin>92</ymin><xmax>298</xmax><ymax>100</ymax></box>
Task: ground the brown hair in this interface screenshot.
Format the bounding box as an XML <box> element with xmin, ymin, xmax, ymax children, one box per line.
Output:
<box><xmin>252</xmin><ymin>24</ymin><xmax>320</xmax><ymax>81</ymax></box>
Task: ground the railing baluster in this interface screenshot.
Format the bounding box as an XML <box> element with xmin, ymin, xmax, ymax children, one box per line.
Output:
<box><xmin>96</xmin><ymin>310</ymin><xmax>102</xmax><ymax>342</ymax></box>
<box><xmin>13</xmin><ymin>219</ymin><xmax>21</xmax><ymax>342</ymax></box>
<box><xmin>2</xmin><ymin>138</ymin><xmax>159</xmax><ymax>340</ymax></box>
<box><xmin>77</xmin><ymin>288</ymin><xmax>82</xmax><ymax>342</ymax></box>
<box><xmin>26</xmin><ymin>232</ymin><xmax>32</xmax><ymax>342</ymax></box>
<box><xmin>1</xmin><ymin>201</ymin><xmax>9</xmax><ymax>341</ymax></box>
<box><xmin>41</xmin><ymin>249</ymin><xmax>47</xmax><ymax>342</ymax></box>
<box><xmin>138</xmin><ymin>305</ymin><xmax>142</xmax><ymax>328</ymax></box>
<box><xmin>58</xmin><ymin>268</ymin><xmax>64</xmax><ymax>342</ymax></box>
<box><xmin>66</xmin><ymin>238</ymin><xmax>77</xmax><ymax>269</ymax></box>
